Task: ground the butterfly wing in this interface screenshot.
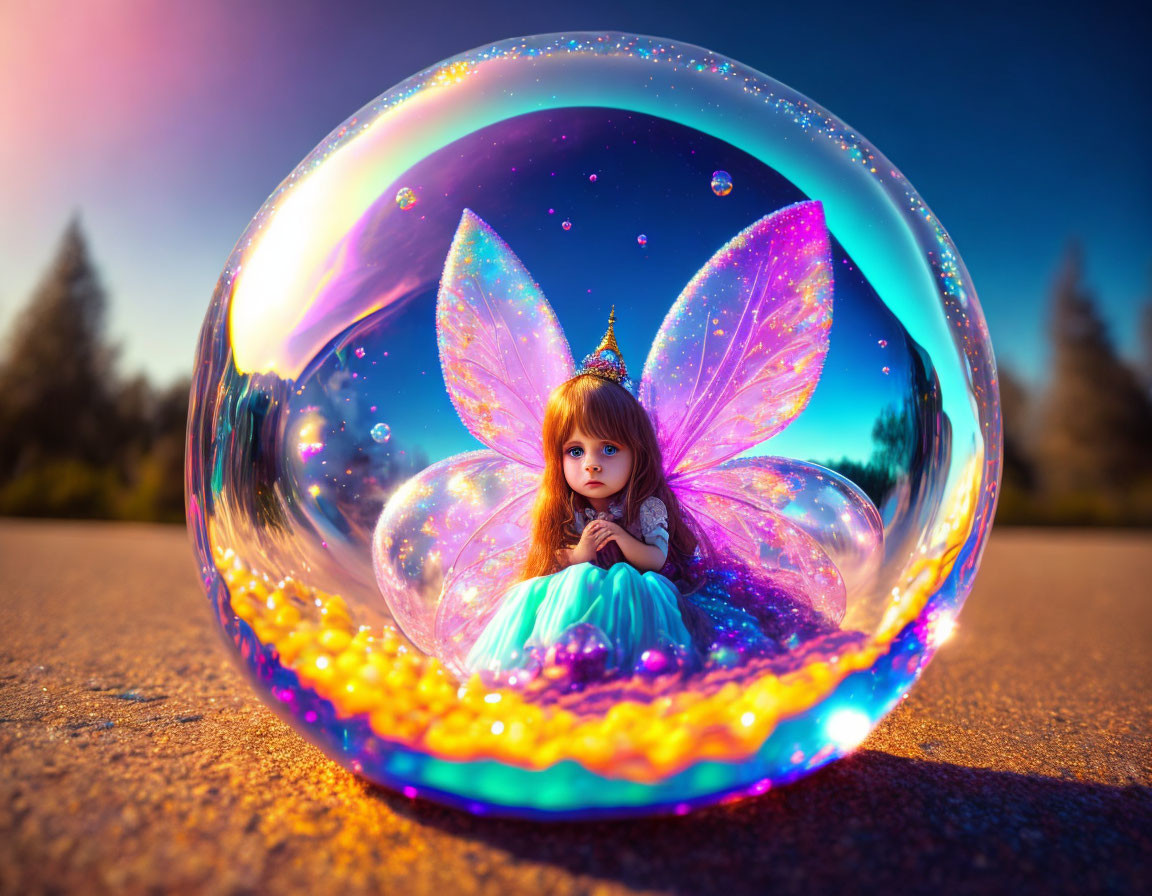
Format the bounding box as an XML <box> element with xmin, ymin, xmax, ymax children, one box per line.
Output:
<box><xmin>376</xmin><ymin>210</ymin><xmax>570</xmax><ymax>657</ymax></box>
<box><xmin>372</xmin><ymin>450</ymin><xmax>537</xmax><ymax>656</ymax></box>
<box><xmin>432</xmin><ymin>485</ymin><xmax>539</xmax><ymax>676</ymax></box>
<box><xmin>437</xmin><ymin>208</ymin><xmax>575</xmax><ymax>469</ymax></box>
<box><xmin>639</xmin><ymin>201</ymin><xmax>833</xmax><ymax>477</ymax></box>
<box><xmin>678</xmin><ymin>458</ymin><xmax>883</xmax><ymax>608</ymax></box>
<box><xmin>675</xmin><ymin>472</ymin><xmax>847</xmax><ymax>626</ymax></box>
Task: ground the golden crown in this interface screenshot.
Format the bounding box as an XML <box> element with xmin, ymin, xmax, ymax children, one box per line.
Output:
<box><xmin>575</xmin><ymin>307</ymin><xmax>632</xmax><ymax>390</ymax></box>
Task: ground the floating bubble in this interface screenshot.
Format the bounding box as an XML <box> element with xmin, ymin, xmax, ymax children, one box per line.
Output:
<box><xmin>190</xmin><ymin>33</ymin><xmax>999</xmax><ymax>821</ymax></box>
<box><xmin>878</xmin><ymin>339</ymin><xmax>888</xmax><ymax>348</ymax></box>
<box><xmin>637</xmin><ymin>233</ymin><xmax>648</xmax><ymax>246</ymax></box>
<box><xmin>395</xmin><ymin>187</ymin><xmax>418</xmax><ymax>210</ymax></box>
<box><xmin>589</xmin><ymin>173</ymin><xmax>598</xmax><ymax>182</ymax></box>
<box><xmin>711</xmin><ymin>170</ymin><xmax>733</xmax><ymax>196</ymax></box>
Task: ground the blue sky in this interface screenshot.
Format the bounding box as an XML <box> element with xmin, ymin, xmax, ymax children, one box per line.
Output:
<box><xmin>1</xmin><ymin>0</ymin><xmax>1148</xmax><ymax>390</ymax></box>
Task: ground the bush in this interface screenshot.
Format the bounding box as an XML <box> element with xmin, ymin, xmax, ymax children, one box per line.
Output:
<box><xmin>0</xmin><ymin>461</ymin><xmax>120</xmax><ymax>519</ymax></box>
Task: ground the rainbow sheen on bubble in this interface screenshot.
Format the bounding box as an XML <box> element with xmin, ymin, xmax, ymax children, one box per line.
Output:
<box><xmin>188</xmin><ymin>33</ymin><xmax>999</xmax><ymax>820</ymax></box>
<box><xmin>395</xmin><ymin>187</ymin><xmax>418</xmax><ymax>210</ymax></box>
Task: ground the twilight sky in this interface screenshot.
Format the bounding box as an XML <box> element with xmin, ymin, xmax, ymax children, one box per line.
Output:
<box><xmin>1</xmin><ymin>0</ymin><xmax>1148</xmax><ymax>389</ymax></box>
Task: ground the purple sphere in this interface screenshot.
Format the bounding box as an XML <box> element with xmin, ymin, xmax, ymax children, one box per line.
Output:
<box><xmin>548</xmin><ymin>623</ymin><xmax>611</xmax><ymax>685</ymax></box>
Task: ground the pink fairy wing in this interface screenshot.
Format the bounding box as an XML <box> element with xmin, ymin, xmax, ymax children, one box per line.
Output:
<box><xmin>679</xmin><ymin>458</ymin><xmax>883</xmax><ymax>606</ymax></box>
<box><xmin>639</xmin><ymin>201</ymin><xmax>833</xmax><ymax>476</ymax></box>
<box><xmin>675</xmin><ymin>473</ymin><xmax>847</xmax><ymax>627</ymax></box>
<box><xmin>432</xmin><ymin>487</ymin><xmax>539</xmax><ymax>677</ymax></box>
<box><xmin>436</xmin><ymin>209</ymin><xmax>574</xmax><ymax>468</ymax></box>
<box><xmin>372</xmin><ymin>450</ymin><xmax>537</xmax><ymax>655</ymax></box>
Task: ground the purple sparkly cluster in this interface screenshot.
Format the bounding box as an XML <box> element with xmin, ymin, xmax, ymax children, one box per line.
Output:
<box><xmin>577</xmin><ymin>350</ymin><xmax>628</xmax><ymax>385</ymax></box>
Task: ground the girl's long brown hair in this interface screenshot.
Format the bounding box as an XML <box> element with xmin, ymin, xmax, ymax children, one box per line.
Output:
<box><xmin>520</xmin><ymin>375</ymin><xmax>699</xmax><ymax>580</ymax></box>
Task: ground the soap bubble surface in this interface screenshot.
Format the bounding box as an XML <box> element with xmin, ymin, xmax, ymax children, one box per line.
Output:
<box><xmin>188</xmin><ymin>33</ymin><xmax>999</xmax><ymax>820</ymax></box>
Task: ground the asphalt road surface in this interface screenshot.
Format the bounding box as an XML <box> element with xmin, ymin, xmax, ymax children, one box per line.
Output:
<box><xmin>1</xmin><ymin>521</ymin><xmax>1148</xmax><ymax>895</ymax></box>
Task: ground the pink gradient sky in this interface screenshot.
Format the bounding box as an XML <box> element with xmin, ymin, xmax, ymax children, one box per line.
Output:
<box><xmin>0</xmin><ymin>1</ymin><xmax>323</xmax><ymax>382</ymax></box>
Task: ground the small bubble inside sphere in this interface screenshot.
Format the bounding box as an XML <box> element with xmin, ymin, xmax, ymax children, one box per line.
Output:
<box><xmin>395</xmin><ymin>187</ymin><xmax>418</xmax><ymax>210</ymax></box>
<box><xmin>188</xmin><ymin>32</ymin><xmax>999</xmax><ymax>821</ymax></box>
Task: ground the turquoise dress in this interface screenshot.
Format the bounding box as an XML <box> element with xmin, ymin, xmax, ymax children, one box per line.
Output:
<box><xmin>464</xmin><ymin>496</ymin><xmax>695</xmax><ymax>678</ymax></box>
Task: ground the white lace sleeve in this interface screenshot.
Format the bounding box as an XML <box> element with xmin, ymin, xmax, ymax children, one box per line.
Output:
<box><xmin>638</xmin><ymin>496</ymin><xmax>669</xmax><ymax>555</ymax></box>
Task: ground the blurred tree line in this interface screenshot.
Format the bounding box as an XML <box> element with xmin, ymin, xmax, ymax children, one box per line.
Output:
<box><xmin>0</xmin><ymin>218</ymin><xmax>188</xmax><ymax>522</ymax></box>
<box><xmin>1</xmin><ymin>221</ymin><xmax>1149</xmax><ymax>526</ymax></box>
<box><xmin>814</xmin><ymin>247</ymin><xmax>1152</xmax><ymax>528</ymax></box>
<box><xmin>998</xmin><ymin>246</ymin><xmax>1152</xmax><ymax>525</ymax></box>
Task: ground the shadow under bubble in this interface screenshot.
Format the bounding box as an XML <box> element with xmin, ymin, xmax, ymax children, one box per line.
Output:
<box><xmin>364</xmin><ymin>750</ymin><xmax>1150</xmax><ymax>896</ymax></box>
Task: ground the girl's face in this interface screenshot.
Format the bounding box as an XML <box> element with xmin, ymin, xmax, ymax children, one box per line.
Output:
<box><xmin>562</xmin><ymin>425</ymin><xmax>632</xmax><ymax>503</ymax></box>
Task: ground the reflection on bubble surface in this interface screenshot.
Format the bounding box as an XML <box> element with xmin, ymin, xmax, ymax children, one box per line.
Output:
<box><xmin>188</xmin><ymin>33</ymin><xmax>999</xmax><ymax>819</ymax></box>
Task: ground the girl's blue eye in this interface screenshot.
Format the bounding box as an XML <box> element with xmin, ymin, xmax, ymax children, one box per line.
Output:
<box><xmin>603</xmin><ymin>445</ymin><xmax>618</xmax><ymax>456</ymax></box>
<box><xmin>567</xmin><ymin>447</ymin><xmax>584</xmax><ymax>458</ymax></box>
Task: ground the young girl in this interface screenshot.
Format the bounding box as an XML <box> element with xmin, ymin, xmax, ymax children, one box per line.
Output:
<box><xmin>464</xmin><ymin>319</ymin><xmax>705</xmax><ymax>680</ymax></box>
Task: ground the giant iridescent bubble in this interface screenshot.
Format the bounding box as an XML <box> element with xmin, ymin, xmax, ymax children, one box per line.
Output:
<box><xmin>188</xmin><ymin>33</ymin><xmax>1000</xmax><ymax>820</ymax></box>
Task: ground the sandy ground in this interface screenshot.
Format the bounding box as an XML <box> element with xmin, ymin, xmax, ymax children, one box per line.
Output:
<box><xmin>0</xmin><ymin>520</ymin><xmax>1148</xmax><ymax>896</ymax></box>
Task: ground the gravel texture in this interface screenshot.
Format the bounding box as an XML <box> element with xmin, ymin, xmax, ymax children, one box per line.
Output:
<box><xmin>1</xmin><ymin>520</ymin><xmax>1148</xmax><ymax>895</ymax></box>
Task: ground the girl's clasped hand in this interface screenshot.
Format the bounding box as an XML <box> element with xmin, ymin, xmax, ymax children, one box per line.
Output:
<box><xmin>582</xmin><ymin>518</ymin><xmax>625</xmax><ymax>551</ymax></box>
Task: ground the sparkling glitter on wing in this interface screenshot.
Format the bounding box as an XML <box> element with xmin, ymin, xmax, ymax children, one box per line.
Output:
<box><xmin>639</xmin><ymin>201</ymin><xmax>833</xmax><ymax>477</ymax></box>
<box><xmin>435</xmin><ymin>209</ymin><xmax>575</xmax><ymax>469</ymax></box>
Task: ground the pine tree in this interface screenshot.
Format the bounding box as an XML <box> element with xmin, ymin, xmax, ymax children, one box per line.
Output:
<box><xmin>1035</xmin><ymin>244</ymin><xmax>1152</xmax><ymax>497</ymax></box>
<box><xmin>0</xmin><ymin>217</ymin><xmax>119</xmax><ymax>479</ymax></box>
